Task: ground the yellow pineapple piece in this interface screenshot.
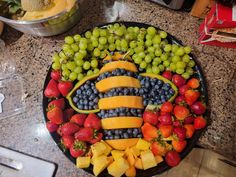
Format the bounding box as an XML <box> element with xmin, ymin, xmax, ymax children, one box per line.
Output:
<box><xmin>91</xmin><ymin>142</ymin><xmax>107</xmax><ymax>157</ymax></box>
<box><xmin>127</xmin><ymin>154</ymin><xmax>135</xmax><ymax>166</ymax></box>
<box><xmin>107</xmin><ymin>156</ymin><xmax>114</xmax><ymax>165</ymax></box>
<box><xmin>93</xmin><ymin>155</ymin><xmax>110</xmax><ymax>176</ymax></box>
<box><xmin>140</xmin><ymin>150</ymin><xmax>157</xmax><ymax>170</ymax></box>
<box><xmin>135</xmin><ymin>138</ymin><xmax>150</xmax><ymax>150</ymax></box>
<box><xmin>107</xmin><ymin>157</ymin><xmax>129</xmax><ymax>177</ymax></box>
<box><xmin>125</xmin><ymin>165</ymin><xmax>136</xmax><ymax>177</ymax></box>
<box><xmin>101</xmin><ymin>140</ymin><xmax>112</xmax><ymax>156</ymax></box>
<box><xmin>111</xmin><ymin>150</ymin><xmax>125</xmax><ymax>161</ymax></box>
<box><xmin>134</xmin><ymin>158</ymin><xmax>143</xmax><ymax>169</ymax></box>
<box><xmin>76</xmin><ymin>156</ymin><xmax>90</xmax><ymax>168</ymax></box>
<box><xmin>155</xmin><ymin>155</ymin><xmax>164</xmax><ymax>164</ymax></box>
<box><xmin>130</xmin><ymin>146</ymin><xmax>140</xmax><ymax>157</ymax></box>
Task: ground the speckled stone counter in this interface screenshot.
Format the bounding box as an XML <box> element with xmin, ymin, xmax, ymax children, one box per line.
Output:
<box><xmin>0</xmin><ymin>0</ymin><xmax>235</xmax><ymax>176</ymax></box>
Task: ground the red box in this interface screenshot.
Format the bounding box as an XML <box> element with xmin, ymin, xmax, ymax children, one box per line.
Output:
<box><xmin>199</xmin><ymin>3</ymin><xmax>236</xmax><ymax>48</ymax></box>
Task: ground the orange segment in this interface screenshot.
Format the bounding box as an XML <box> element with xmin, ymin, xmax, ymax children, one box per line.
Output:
<box><xmin>101</xmin><ymin>117</ymin><xmax>143</xmax><ymax>129</ymax></box>
<box><xmin>99</xmin><ymin>61</ymin><xmax>138</xmax><ymax>74</ymax></box>
<box><xmin>105</xmin><ymin>139</ymin><xmax>139</xmax><ymax>150</ymax></box>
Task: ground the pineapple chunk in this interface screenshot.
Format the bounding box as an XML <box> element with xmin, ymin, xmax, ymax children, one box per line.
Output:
<box><xmin>107</xmin><ymin>156</ymin><xmax>114</xmax><ymax>165</ymax></box>
<box><xmin>107</xmin><ymin>157</ymin><xmax>129</xmax><ymax>177</ymax></box>
<box><xmin>101</xmin><ymin>140</ymin><xmax>113</xmax><ymax>156</ymax></box>
<box><xmin>134</xmin><ymin>158</ymin><xmax>143</xmax><ymax>169</ymax></box>
<box><xmin>127</xmin><ymin>154</ymin><xmax>135</xmax><ymax>166</ymax></box>
<box><xmin>140</xmin><ymin>150</ymin><xmax>157</xmax><ymax>170</ymax></box>
<box><xmin>93</xmin><ymin>155</ymin><xmax>110</xmax><ymax>176</ymax></box>
<box><xmin>76</xmin><ymin>157</ymin><xmax>90</xmax><ymax>168</ymax></box>
<box><xmin>155</xmin><ymin>155</ymin><xmax>163</xmax><ymax>164</ymax></box>
<box><xmin>111</xmin><ymin>150</ymin><xmax>125</xmax><ymax>161</ymax></box>
<box><xmin>125</xmin><ymin>165</ymin><xmax>136</xmax><ymax>177</ymax></box>
<box><xmin>130</xmin><ymin>146</ymin><xmax>140</xmax><ymax>157</ymax></box>
<box><xmin>135</xmin><ymin>138</ymin><xmax>150</xmax><ymax>150</ymax></box>
<box><xmin>91</xmin><ymin>142</ymin><xmax>107</xmax><ymax>157</ymax></box>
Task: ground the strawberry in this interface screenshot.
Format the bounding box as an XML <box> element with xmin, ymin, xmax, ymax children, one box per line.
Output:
<box><xmin>61</xmin><ymin>135</ymin><xmax>75</xmax><ymax>149</ymax></box>
<box><xmin>44</xmin><ymin>79</ymin><xmax>60</xmax><ymax>98</ymax></box>
<box><xmin>75</xmin><ymin>127</ymin><xmax>94</xmax><ymax>142</ymax></box>
<box><xmin>187</xmin><ymin>78</ymin><xmax>200</xmax><ymax>89</ymax></box>
<box><xmin>173</xmin><ymin>120</ymin><xmax>181</xmax><ymax>127</ymax></box>
<box><xmin>151</xmin><ymin>141</ymin><xmax>167</xmax><ymax>156</ymax></box>
<box><xmin>194</xmin><ymin>116</ymin><xmax>206</xmax><ymax>129</ymax></box>
<box><xmin>174</xmin><ymin>95</ymin><xmax>186</xmax><ymax>105</ymax></box>
<box><xmin>46</xmin><ymin>121</ymin><xmax>58</xmax><ymax>132</ymax></box>
<box><xmin>143</xmin><ymin>111</ymin><xmax>158</xmax><ymax>126</ymax></box>
<box><xmin>160</xmin><ymin>102</ymin><xmax>173</xmax><ymax>113</ymax></box>
<box><xmin>173</xmin><ymin>105</ymin><xmax>190</xmax><ymax>120</ymax></box>
<box><xmin>159</xmin><ymin>125</ymin><xmax>173</xmax><ymax>138</ymax></box>
<box><xmin>162</xmin><ymin>71</ymin><xmax>172</xmax><ymax>80</ymax></box>
<box><xmin>84</xmin><ymin>113</ymin><xmax>101</xmax><ymax>130</ymax></box>
<box><xmin>47</xmin><ymin>106</ymin><xmax>63</xmax><ymax>124</ymax></box>
<box><xmin>190</xmin><ymin>101</ymin><xmax>206</xmax><ymax>115</ymax></box>
<box><xmin>89</xmin><ymin>132</ymin><xmax>103</xmax><ymax>144</ymax></box>
<box><xmin>172</xmin><ymin>74</ymin><xmax>186</xmax><ymax>87</ymax></box>
<box><xmin>158</xmin><ymin>113</ymin><xmax>172</xmax><ymax>125</ymax></box>
<box><xmin>48</xmin><ymin>98</ymin><xmax>65</xmax><ymax>110</ymax></box>
<box><xmin>184</xmin><ymin>116</ymin><xmax>195</xmax><ymax>124</ymax></box>
<box><xmin>58</xmin><ymin>81</ymin><xmax>73</xmax><ymax>97</ymax></box>
<box><xmin>57</xmin><ymin>125</ymin><xmax>63</xmax><ymax>136</ymax></box>
<box><xmin>70</xmin><ymin>114</ymin><xmax>87</xmax><ymax>126</ymax></box>
<box><xmin>61</xmin><ymin>122</ymin><xmax>80</xmax><ymax>136</ymax></box>
<box><xmin>141</xmin><ymin>123</ymin><xmax>158</xmax><ymax>141</ymax></box>
<box><xmin>179</xmin><ymin>85</ymin><xmax>190</xmax><ymax>95</ymax></box>
<box><xmin>184</xmin><ymin>124</ymin><xmax>195</xmax><ymax>138</ymax></box>
<box><xmin>184</xmin><ymin>90</ymin><xmax>200</xmax><ymax>106</ymax></box>
<box><xmin>172</xmin><ymin>140</ymin><xmax>187</xmax><ymax>152</ymax></box>
<box><xmin>165</xmin><ymin>151</ymin><xmax>181</xmax><ymax>167</ymax></box>
<box><xmin>63</xmin><ymin>108</ymin><xmax>74</xmax><ymax>121</ymax></box>
<box><xmin>173</xmin><ymin>127</ymin><xmax>186</xmax><ymax>140</ymax></box>
<box><xmin>70</xmin><ymin>140</ymin><xmax>87</xmax><ymax>158</ymax></box>
<box><xmin>50</xmin><ymin>70</ymin><xmax>61</xmax><ymax>81</ymax></box>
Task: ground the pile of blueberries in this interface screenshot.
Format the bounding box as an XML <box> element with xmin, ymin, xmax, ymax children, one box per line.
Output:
<box><xmin>102</xmin><ymin>87</ymin><xmax>141</xmax><ymax>98</ymax></box>
<box><xmin>103</xmin><ymin>128</ymin><xmax>142</xmax><ymax>140</ymax></box>
<box><xmin>97</xmin><ymin>108</ymin><xmax>143</xmax><ymax>118</ymax></box>
<box><xmin>137</xmin><ymin>75</ymin><xmax>175</xmax><ymax>106</ymax></box>
<box><xmin>72</xmin><ymin>80</ymin><xmax>99</xmax><ymax>110</ymax></box>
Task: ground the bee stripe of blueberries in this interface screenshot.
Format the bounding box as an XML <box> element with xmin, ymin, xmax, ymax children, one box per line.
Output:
<box><xmin>137</xmin><ymin>75</ymin><xmax>175</xmax><ymax>106</ymax></box>
<box><xmin>103</xmin><ymin>87</ymin><xmax>141</xmax><ymax>98</ymax></box>
<box><xmin>97</xmin><ymin>108</ymin><xmax>143</xmax><ymax>118</ymax></box>
<box><xmin>72</xmin><ymin>80</ymin><xmax>99</xmax><ymax>110</ymax></box>
<box><xmin>103</xmin><ymin>128</ymin><xmax>142</xmax><ymax>140</ymax></box>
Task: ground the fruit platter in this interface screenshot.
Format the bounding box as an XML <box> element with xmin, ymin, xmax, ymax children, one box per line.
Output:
<box><xmin>43</xmin><ymin>22</ymin><xmax>208</xmax><ymax>177</ymax></box>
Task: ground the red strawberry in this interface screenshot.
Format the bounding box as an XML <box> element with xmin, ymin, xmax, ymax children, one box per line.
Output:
<box><xmin>89</xmin><ymin>132</ymin><xmax>103</xmax><ymax>144</ymax></box>
<box><xmin>172</xmin><ymin>140</ymin><xmax>187</xmax><ymax>152</ymax></box>
<box><xmin>58</xmin><ymin>81</ymin><xmax>73</xmax><ymax>97</ymax></box>
<box><xmin>179</xmin><ymin>85</ymin><xmax>190</xmax><ymax>95</ymax></box>
<box><xmin>173</xmin><ymin>105</ymin><xmax>190</xmax><ymax>120</ymax></box>
<box><xmin>70</xmin><ymin>114</ymin><xmax>87</xmax><ymax>126</ymax></box>
<box><xmin>160</xmin><ymin>102</ymin><xmax>173</xmax><ymax>113</ymax></box>
<box><xmin>151</xmin><ymin>142</ymin><xmax>167</xmax><ymax>156</ymax></box>
<box><xmin>57</xmin><ymin>125</ymin><xmax>63</xmax><ymax>136</ymax></box>
<box><xmin>184</xmin><ymin>124</ymin><xmax>195</xmax><ymax>138</ymax></box>
<box><xmin>175</xmin><ymin>95</ymin><xmax>186</xmax><ymax>105</ymax></box>
<box><xmin>172</xmin><ymin>74</ymin><xmax>186</xmax><ymax>87</ymax></box>
<box><xmin>84</xmin><ymin>113</ymin><xmax>101</xmax><ymax>130</ymax></box>
<box><xmin>46</xmin><ymin>121</ymin><xmax>58</xmax><ymax>132</ymax></box>
<box><xmin>61</xmin><ymin>135</ymin><xmax>74</xmax><ymax>149</ymax></box>
<box><xmin>173</xmin><ymin>127</ymin><xmax>186</xmax><ymax>140</ymax></box>
<box><xmin>70</xmin><ymin>140</ymin><xmax>87</xmax><ymax>158</ymax></box>
<box><xmin>47</xmin><ymin>106</ymin><xmax>63</xmax><ymax>124</ymax></box>
<box><xmin>184</xmin><ymin>90</ymin><xmax>200</xmax><ymax>106</ymax></box>
<box><xmin>158</xmin><ymin>113</ymin><xmax>172</xmax><ymax>125</ymax></box>
<box><xmin>165</xmin><ymin>151</ymin><xmax>181</xmax><ymax>167</ymax></box>
<box><xmin>159</xmin><ymin>125</ymin><xmax>173</xmax><ymax>138</ymax></box>
<box><xmin>173</xmin><ymin>120</ymin><xmax>181</xmax><ymax>127</ymax></box>
<box><xmin>162</xmin><ymin>71</ymin><xmax>172</xmax><ymax>80</ymax></box>
<box><xmin>187</xmin><ymin>78</ymin><xmax>200</xmax><ymax>89</ymax></box>
<box><xmin>143</xmin><ymin>111</ymin><xmax>158</xmax><ymax>126</ymax></box>
<box><xmin>44</xmin><ymin>79</ymin><xmax>61</xmax><ymax>98</ymax></box>
<box><xmin>184</xmin><ymin>116</ymin><xmax>195</xmax><ymax>124</ymax></box>
<box><xmin>190</xmin><ymin>101</ymin><xmax>206</xmax><ymax>115</ymax></box>
<box><xmin>61</xmin><ymin>122</ymin><xmax>80</xmax><ymax>136</ymax></box>
<box><xmin>194</xmin><ymin>116</ymin><xmax>206</xmax><ymax>129</ymax></box>
<box><xmin>75</xmin><ymin>127</ymin><xmax>94</xmax><ymax>142</ymax></box>
<box><xmin>50</xmin><ymin>70</ymin><xmax>61</xmax><ymax>81</ymax></box>
<box><xmin>63</xmin><ymin>108</ymin><xmax>74</xmax><ymax>121</ymax></box>
<box><xmin>48</xmin><ymin>98</ymin><xmax>65</xmax><ymax>110</ymax></box>
<box><xmin>141</xmin><ymin>123</ymin><xmax>158</xmax><ymax>141</ymax></box>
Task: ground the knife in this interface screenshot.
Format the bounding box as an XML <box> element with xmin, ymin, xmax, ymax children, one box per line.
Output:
<box><xmin>0</xmin><ymin>155</ymin><xmax>23</xmax><ymax>171</ymax></box>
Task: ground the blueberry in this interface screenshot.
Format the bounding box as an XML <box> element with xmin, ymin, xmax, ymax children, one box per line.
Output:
<box><xmin>84</xmin><ymin>105</ymin><xmax>88</xmax><ymax>110</ymax></box>
<box><xmin>73</xmin><ymin>96</ymin><xmax>79</xmax><ymax>103</ymax></box>
<box><xmin>76</xmin><ymin>89</ymin><xmax>81</xmax><ymax>95</ymax></box>
<box><xmin>115</xmin><ymin>130</ymin><xmax>119</xmax><ymax>135</ymax></box>
<box><xmin>123</xmin><ymin>133</ymin><xmax>129</xmax><ymax>139</ymax></box>
<box><xmin>114</xmin><ymin>135</ymin><xmax>120</xmax><ymax>139</ymax></box>
<box><xmin>137</xmin><ymin>134</ymin><xmax>142</xmax><ymax>138</ymax></box>
<box><xmin>141</xmin><ymin>79</ymin><xmax>145</xmax><ymax>85</ymax></box>
<box><xmin>127</xmin><ymin>129</ymin><xmax>132</xmax><ymax>134</ymax></box>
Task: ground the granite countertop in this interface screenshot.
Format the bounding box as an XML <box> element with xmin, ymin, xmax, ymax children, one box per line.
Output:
<box><xmin>0</xmin><ymin>0</ymin><xmax>236</xmax><ymax>176</ymax></box>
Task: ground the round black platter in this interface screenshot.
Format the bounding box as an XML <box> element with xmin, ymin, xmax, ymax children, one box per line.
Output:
<box><xmin>42</xmin><ymin>22</ymin><xmax>209</xmax><ymax>177</ymax></box>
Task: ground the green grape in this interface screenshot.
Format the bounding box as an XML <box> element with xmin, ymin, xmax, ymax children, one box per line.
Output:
<box><xmin>69</xmin><ymin>72</ymin><xmax>77</xmax><ymax>81</ymax></box>
<box><xmin>140</xmin><ymin>27</ymin><xmax>147</xmax><ymax>35</ymax></box>
<box><xmin>91</xmin><ymin>59</ymin><xmax>98</xmax><ymax>68</ymax></box>
<box><xmin>160</xmin><ymin>40</ymin><xmax>168</xmax><ymax>48</ymax></box>
<box><xmin>127</xmin><ymin>26</ymin><xmax>134</xmax><ymax>33</ymax></box>
<box><xmin>67</xmin><ymin>61</ymin><xmax>76</xmax><ymax>71</ymax></box>
<box><xmin>159</xmin><ymin>31</ymin><xmax>167</xmax><ymax>38</ymax></box>
<box><xmin>74</xmin><ymin>66</ymin><xmax>82</xmax><ymax>73</ymax></box>
<box><xmin>73</xmin><ymin>34</ymin><xmax>81</xmax><ymax>42</ymax></box>
<box><xmin>140</xmin><ymin>61</ymin><xmax>147</xmax><ymax>69</ymax></box>
<box><xmin>52</xmin><ymin>53</ymin><xmax>60</xmax><ymax>63</ymax></box>
<box><xmin>176</xmin><ymin>61</ymin><xmax>186</xmax><ymax>69</ymax></box>
<box><xmin>93</xmin><ymin>48</ymin><xmax>101</xmax><ymax>57</ymax></box>
<box><xmin>152</xmin><ymin>61</ymin><xmax>158</xmax><ymax>66</ymax></box>
<box><xmin>85</xmin><ymin>31</ymin><xmax>92</xmax><ymax>38</ymax></box>
<box><xmin>147</xmin><ymin>46</ymin><xmax>155</xmax><ymax>53</ymax></box>
<box><xmin>92</xmin><ymin>40</ymin><xmax>99</xmax><ymax>47</ymax></box>
<box><xmin>125</xmin><ymin>33</ymin><xmax>134</xmax><ymax>41</ymax></box>
<box><xmin>92</xmin><ymin>28</ymin><xmax>100</xmax><ymax>38</ymax></box>
<box><xmin>153</xmin><ymin>57</ymin><xmax>162</xmax><ymax>64</ymax></box>
<box><xmin>175</xmin><ymin>47</ymin><xmax>185</xmax><ymax>56</ymax></box>
<box><xmin>171</xmin><ymin>55</ymin><xmax>181</xmax><ymax>63</ymax></box>
<box><xmin>182</xmin><ymin>72</ymin><xmax>190</xmax><ymax>80</ymax></box>
<box><xmin>99</xmin><ymin>36</ymin><xmax>107</xmax><ymax>45</ymax></box>
<box><xmin>186</xmin><ymin>67</ymin><xmax>194</xmax><ymax>75</ymax></box>
<box><xmin>155</xmin><ymin>49</ymin><xmax>162</xmax><ymax>56</ymax></box>
<box><xmin>65</xmin><ymin>36</ymin><xmax>74</xmax><ymax>44</ymax></box>
<box><xmin>77</xmin><ymin>73</ymin><xmax>84</xmax><ymax>81</ymax></box>
<box><xmin>153</xmin><ymin>44</ymin><xmax>160</xmax><ymax>49</ymax></box>
<box><xmin>161</xmin><ymin>53</ymin><xmax>168</xmax><ymax>61</ymax></box>
<box><xmin>188</xmin><ymin>60</ymin><xmax>195</xmax><ymax>67</ymax></box>
<box><xmin>115</xmin><ymin>27</ymin><xmax>124</xmax><ymax>36</ymax></box>
<box><xmin>176</xmin><ymin>68</ymin><xmax>185</xmax><ymax>74</ymax></box>
<box><xmin>79</xmin><ymin>43</ymin><xmax>87</xmax><ymax>50</ymax></box>
<box><xmin>145</xmin><ymin>55</ymin><xmax>152</xmax><ymax>63</ymax></box>
<box><xmin>137</xmin><ymin>33</ymin><xmax>145</xmax><ymax>40</ymax></box>
<box><xmin>164</xmin><ymin>44</ymin><xmax>172</xmax><ymax>52</ymax></box>
<box><xmin>65</xmin><ymin>49</ymin><xmax>74</xmax><ymax>58</ymax></box>
<box><xmin>121</xmin><ymin>47</ymin><xmax>128</xmax><ymax>52</ymax></box>
<box><xmin>184</xmin><ymin>46</ymin><xmax>192</xmax><ymax>54</ymax></box>
<box><xmin>115</xmin><ymin>39</ymin><xmax>121</xmax><ymax>46</ymax></box>
<box><xmin>134</xmin><ymin>46</ymin><xmax>144</xmax><ymax>54</ymax></box>
<box><xmin>145</xmin><ymin>39</ymin><xmax>152</xmax><ymax>47</ymax></box>
<box><xmin>153</xmin><ymin>35</ymin><xmax>161</xmax><ymax>44</ymax></box>
<box><xmin>121</xmin><ymin>39</ymin><xmax>128</xmax><ymax>48</ymax></box>
<box><xmin>128</xmin><ymin>48</ymin><xmax>134</xmax><ymax>55</ymax></box>
<box><xmin>134</xmin><ymin>56</ymin><xmax>142</xmax><ymax>64</ymax></box>
<box><xmin>171</xmin><ymin>44</ymin><xmax>179</xmax><ymax>53</ymax></box>
<box><xmin>109</xmin><ymin>44</ymin><xmax>116</xmax><ymax>51</ymax></box>
<box><xmin>116</xmin><ymin>45</ymin><xmax>121</xmax><ymax>51</ymax></box>
<box><xmin>52</xmin><ymin>62</ymin><xmax>61</xmax><ymax>70</ymax></box>
<box><xmin>145</xmin><ymin>34</ymin><xmax>152</xmax><ymax>40</ymax></box>
<box><xmin>87</xmin><ymin>70</ymin><xmax>93</xmax><ymax>76</ymax></box>
<box><xmin>87</xmin><ymin>43</ymin><xmax>94</xmax><ymax>51</ymax></box>
<box><xmin>61</xmin><ymin>64</ymin><xmax>67</xmax><ymax>70</ymax></box>
<box><xmin>147</xmin><ymin>26</ymin><xmax>156</xmax><ymax>36</ymax></box>
<box><xmin>83</xmin><ymin>61</ymin><xmax>91</xmax><ymax>70</ymax></box>
<box><xmin>99</xmin><ymin>29</ymin><xmax>107</xmax><ymax>37</ymax></box>
<box><xmin>137</xmin><ymin>40</ymin><xmax>144</xmax><ymax>47</ymax></box>
<box><xmin>74</xmin><ymin>52</ymin><xmax>84</xmax><ymax>60</ymax></box>
<box><xmin>163</xmin><ymin>60</ymin><xmax>170</xmax><ymax>67</ymax></box>
<box><xmin>138</xmin><ymin>51</ymin><xmax>145</xmax><ymax>58</ymax></box>
<box><xmin>79</xmin><ymin>50</ymin><xmax>87</xmax><ymax>57</ymax></box>
<box><xmin>169</xmin><ymin>63</ymin><xmax>176</xmax><ymax>71</ymax></box>
<box><xmin>146</xmin><ymin>67</ymin><xmax>152</xmax><ymax>73</ymax></box>
<box><xmin>183</xmin><ymin>54</ymin><xmax>190</xmax><ymax>63</ymax></box>
<box><xmin>149</xmin><ymin>52</ymin><xmax>155</xmax><ymax>59</ymax></box>
<box><xmin>113</xmin><ymin>23</ymin><xmax>120</xmax><ymax>29</ymax></box>
<box><xmin>71</xmin><ymin>43</ymin><xmax>79</xmax><ymax>52</ymax></box>
<box><xmin>108</xmin><ymin>35</ymin><xmax>115</xmax><ymax>44</ymax></box>
<box><xmin>100</xmin><ymin>51</ymin><xmax>106</xmax><ymax>59</ymax></box>
<box><xmin>159</xmin><ymin>65</ymin><xmax>165</xmax><ymax>72</ymax></box>
<box><xmin>80</xmin><ymin>38</ymin><xmax>88</xmax><ymax>44</ymax></box>
<box><xmin>59</xmin><ymin>51</ymin><xmax>68</xmax><ymax>59</ymax></box>
<box><xmin>94</xmin><ymin>68</ymin><xmax>100</xmax><ymax>74</ymax></box>
<box><xmin>62</xmin><ymin>69</ymin><xmax>70</xmax><ymax>77</ymax></box>
<box><xmin>75</xmin><ymin>58</ymin><xmax>84</xmax><ymax>66</ymax></box>
<box><xmin>133</xmin><ymin>26</ymin><xmax>140</xmax><ymax>33</ymax></box>
<box><xmin>152</xmin><ymin>66</ymin><xmax>160</xmax><ymax>74</ymax></box>
<box><xmin>62</xmin><ymin>44</ymin><xmax>71</xmax><ymax>51</ymax></box>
